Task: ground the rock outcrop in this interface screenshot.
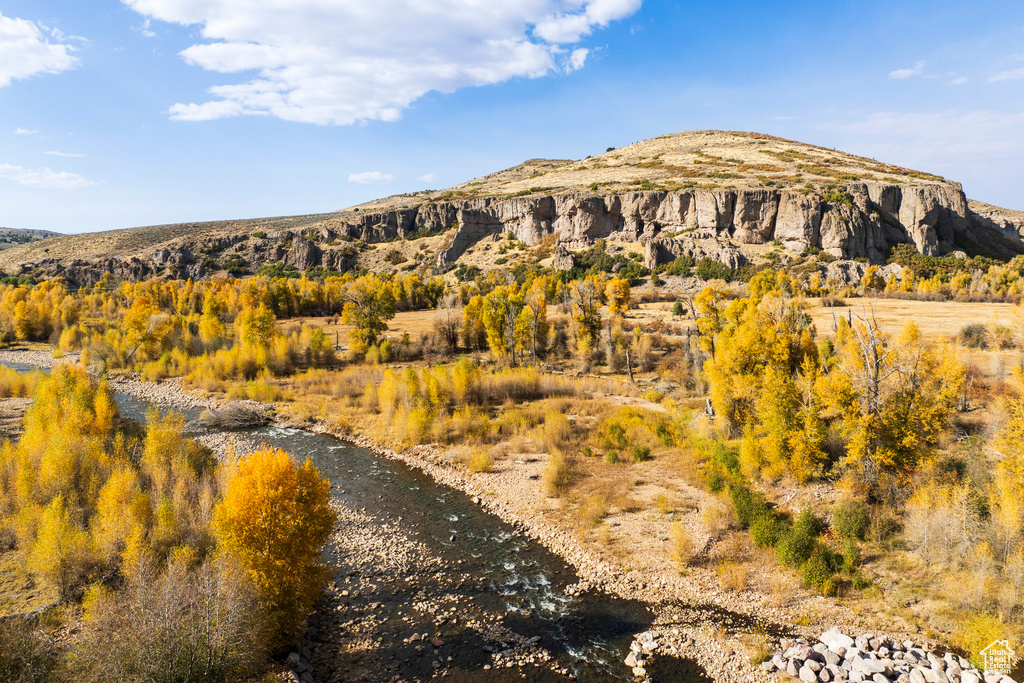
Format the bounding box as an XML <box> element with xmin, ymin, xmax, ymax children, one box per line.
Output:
<box><xmin>328</xmin><ymin>182</ymin><xmax>1017</xmax><ymax>268</ymax></box>
<box><xmin>6</xmin><ymin>180</ymin><xmax>1022</xmax><ymax>287</ymax></box>
<box><xmin>762</xmin><ymin>628</ymin><xmax>1014</xmax><ymax>683</ymax></box>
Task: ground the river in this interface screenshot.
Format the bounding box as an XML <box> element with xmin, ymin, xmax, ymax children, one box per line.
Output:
<box><xmin>4</xmin><ymin>359</ymin><xmax>722</xmax><ymax>681</ymax></box>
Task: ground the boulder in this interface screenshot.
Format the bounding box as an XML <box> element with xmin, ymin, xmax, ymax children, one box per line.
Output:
<box><xmin>821</xmin><ymin>629</ymin><xmax>857</xmax><ymax>651</ymax></box>
<box><xmin>801</xmin><ymin>665</ymin><xmax>821</xmax><ymax>682</ymax></box>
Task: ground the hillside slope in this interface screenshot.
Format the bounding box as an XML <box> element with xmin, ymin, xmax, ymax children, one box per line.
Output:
<box><xmin>1</xmin><ymin>131</ymin><xmax>1021</xmax><ymax>285</ymax></box>
<box><xmin>0</xmin><ymin>228</ymin><xmax>61</xmax><ymax>251</ymax></box>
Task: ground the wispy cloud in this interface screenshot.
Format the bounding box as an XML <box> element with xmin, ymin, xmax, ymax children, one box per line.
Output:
<box><xmin>348</xmin><ymin>171</ymin><xmax>393</xmax><ymax>185</ymax></box>
<box><xmin>0</xmin><ymin>163</ymin><xmax>93</xmax><ymax>189</ymax></box>
<box><xmin>948</xmin><ymin>76</ymin><xmax>968</xmax><ymax>85</ymax></box>
<box><xmin>14</xmin><ymin>127</ymin><xmax>38</xmax><ymax>135</ymax></box>
<box><xmin>44</xmin><ymin>150</ymin><xmax>86</xmax><ymax>158</ymax></box>
<box><xmin>123</xmin><ymin>0</ymin><xmax>641</xmax><ymax>125</ymax></box>
<box><xmin>0</xmin><ymin>12</ymin><xmax>79</xmax><ymax>88</ymax></box>
<box><xmin>417</xmin><ymin>173</ymin><xmax>437</xmax><ymax>183</ymax></box>
<box><xmin>889</xmin><ymin>60</ymin><xmax>926</xmax><ymax>80</ymax></box>
<box><xmin>989</xmin><ymin>68</ymin><xmax>1024</xmax><ymax>83</ymax></box>
<box><xmin>136</xmin><ymin>18</ymin><xmax>156</xmax><ymax>38</ymax></box>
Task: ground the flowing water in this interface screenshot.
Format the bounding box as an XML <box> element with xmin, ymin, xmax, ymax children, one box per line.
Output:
<box><xmin>4</xmin><ymin>362</ymin><xmax>731</xmax><ymax>681</ymax></box>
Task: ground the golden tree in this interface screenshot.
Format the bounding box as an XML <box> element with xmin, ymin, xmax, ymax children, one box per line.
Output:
<box><xmin>604</xmin><ymin>277</ymin><xmax>630</xmax><ymax>315</ymax></box>
<box><xmin>214</xmin><ymin>448</ymin><xmax>336</xmax><ymax>646</ymax></box>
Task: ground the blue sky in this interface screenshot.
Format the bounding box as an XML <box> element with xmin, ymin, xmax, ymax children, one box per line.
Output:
<box><xmin>1</xmin><ymin>0</ymin><xmax>1022</xmax><ymax>233</ymax></box>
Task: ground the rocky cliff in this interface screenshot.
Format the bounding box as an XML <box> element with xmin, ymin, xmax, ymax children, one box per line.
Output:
<box><xmin>1</xmin><ymin>130</ymin><xmax>1021</xmax><ymax>286</ymax></box>
<box><xmin>330</xmin><ymin>181</ymin><xmax>1020</xmax><ymax>270</ymax></box>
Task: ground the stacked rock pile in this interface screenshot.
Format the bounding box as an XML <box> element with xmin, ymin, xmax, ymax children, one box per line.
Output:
<box><xmin>624</xmin><ymin>631</ymin><xmax>660</xmax><ymax>678</ymax></box>
<box><xmin>762</xmin><ymin>628</ymin><xmax>1016</xmax><ymax>683</ymax></box>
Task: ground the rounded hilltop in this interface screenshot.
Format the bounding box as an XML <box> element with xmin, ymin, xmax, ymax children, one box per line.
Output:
<box><xmin>352</xmin><ymin>130</ymin><xmax>950</xmax><ymax>213</ymax></box>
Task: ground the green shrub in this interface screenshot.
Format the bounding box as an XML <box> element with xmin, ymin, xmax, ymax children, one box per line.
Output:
<box><xmin>631</xmin><ymin>446</ymin><xmax>652</xmax><ymax>463</ymax></box>
<box><xmin>728</xmin><ymin>485</ymin><xmax>771</xmax><ymax>529</ymax></box>
<box><xmin>833</xmin><ymin>500</ymin><xmax>870</xmax><ymax>540</ymax></box>
<box><xmin>750</xmin><ymin>515</ymin><xmax>787</xmax><ymax>548</ymax></box>
<box><xmin>841</xmin><ymin>538</ymin><xmax>861</xmax><ymax>574</ymax></box>
<box><xmin>794</xmin><ymin>510</ymin><xmax>822</xmax><ymax>537</ymax></box>
<box><xmin>822</xmin><ymin>189</ymin><xmax>853</xmax><ymax>208</ymax></box>
<box><xmin>605</xmin><ymin>450</ymin><xmax>619</xmax><ymax>464</ymax></box>
<box><xmin>801</xmin><ymin>545</ymin><xmax>837</xmax><ymax>591</ymax></box>
<box><xmin>695</xmin><ymin>258</ymin><xmax>737</xmax><ymax>282</ymax></box>
<box><xmin>775</xmin><ymin>526</ymin><xmax>814</xmax><ymax>567</ymax></box>
<box><xmin>655</xmin><ymin>423</ymin><xmax>675</xmax><ymax>447</ymax></box>
<box><xmin>599</xmin><ymin>422</ymin><xmax>628</xmax><ymax>450</ymax></box>
<box><xmin>706</xmin><ymin>469</ymin><xmax>726</xmax><ymax>492</ymax></box>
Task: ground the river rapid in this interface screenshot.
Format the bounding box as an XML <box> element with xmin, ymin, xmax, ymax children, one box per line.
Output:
<box><xmin>2</xmin><ymin>359</ymin><xmax>714</xmax><ymax>682</ymax></box>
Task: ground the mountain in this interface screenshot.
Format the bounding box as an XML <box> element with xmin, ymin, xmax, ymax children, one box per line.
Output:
<box><xmin>0</xmin><ymin>130</ymin><xmax>1021</xmax><ymax>286</ymax></box>
<box><xmin>0</xmin><ymin>228</ymin><xmax>62</xmax><ymax>251</ymax></box>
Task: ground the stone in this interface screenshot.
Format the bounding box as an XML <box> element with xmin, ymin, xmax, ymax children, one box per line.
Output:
<box><xmin>852</xmin><ymin>655</ymin><xmax>888</xmax><ymax>675</ymax></box>
<box><xmin>552</xmin><ymin>244</ymin><xmax>576</xmax><ymax>271</ymax></box>
<box><xmin>625</xmin><ymin>652</ymin><xmax>639</xmax><ymax>668</ymax></box>
<box><xmin>873</xmin><ymin>675</ymin><xmax>891</xmax><ymax>683</ymax></box>
<box><xmin>801</xmin><ymin>665</ymin><xmax>821</xmax><ymax>682</ymax></box>
<box><xmin>824</xmin><ymin>630</ymin><xmax>857</xmax><ymax>651</ymax></box>
<box><xmin>960</xmin><ymin>672</ymin><xmax>979</xmax><ymax>683</ymax></box>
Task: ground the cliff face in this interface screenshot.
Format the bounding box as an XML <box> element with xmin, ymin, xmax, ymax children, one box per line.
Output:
<box><xmin>328</xmin><ymin>181</ymin><xmax>1013</xmax><ymax>269</ymax></box>
<box><xmin>6</xmin><ymin>181</ymin><xmax>1021</xmax><ymax>288</ymax></box>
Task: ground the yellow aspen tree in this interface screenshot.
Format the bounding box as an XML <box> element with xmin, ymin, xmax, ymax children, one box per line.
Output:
<box><xmin>214</xmin><ymin>448</ymin><xmax>336</xmax><ymax>646</ymax></box>
<box><xmin>91</xmin><ymin>466</ymin><xmax>142</xmax><ymax>565</ymax></box>
<box><xmin>604</xmin><ymin>277</ymin><xmax>631</xmax><ymax>314</ymax></box>
<box><xmin>28</xmin><ymin>494</ymin><xmax>90</xmax><ymax>601</ymax></box>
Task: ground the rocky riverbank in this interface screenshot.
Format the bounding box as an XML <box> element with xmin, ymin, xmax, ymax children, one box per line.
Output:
<box><xmin>763</xmin><ymin>629</ymin><xmax>1015</xmax><ymax>683</ymax></box>
<box><xmin>0</xmin><ymin>348</ymin><xmax>965</xmax><ymax>682</ymax></box>
<box><xmin>313</xmin><ymin>431</ymin><xmax>795</xmax><ymax>682</ymax></box>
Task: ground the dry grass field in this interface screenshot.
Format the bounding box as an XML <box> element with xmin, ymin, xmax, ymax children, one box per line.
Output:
<box><xmin>804</xmin><ymin>298</ymin><xmax>1018</xmax><ymax>342</ymax></box>
<box><xmin>289</xmin><ymin>298</ymin><xmax>1022</xmax><ymax>358</ymax></box>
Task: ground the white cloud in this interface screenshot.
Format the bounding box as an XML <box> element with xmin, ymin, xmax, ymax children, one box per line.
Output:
<box><xmin>0</xmin><ymin>12</ymin><xmax>78</xmax><ymax>88</ymax></box>
<box><xmin>123</xmin><ymin>0</ymin><xmax>641</xmax><ymax>125</ymax></box>
<box><xmin>989</xmin><ymin>68</ymin><xmax>1024</xmax><ymax>83</ymax></box>
<box><xmin>44</xmin><ymin>150</ymin><xmax>87</xmax><ymax>158</ymax></box>
<box><xmin>0</xmin><ymin>163</ymin><xmax>93</xmax><ymax>189</ymax></box>
<box><xmin>14</xmin><ymin>127</ymin><xmax>38</xmax><ymax>135</ymax></box>
<box><xmin>348</xmin><ymin>171</ymin><xmax>393</xmax><ymax>185</ymax></box>
<box><xmin>889</xmin><ymin>60</ymin><xmax>926</xmax><ymax>80</ymax></box>
<box><xmin>417</xmin><ymin>173</ymin><xmax>437</xmax><ymax>183</ymax></box>
<box><xmin>948</xmin><ymin>76</ymin><xmax>968</xmax><ymax>85</ymax></box>
<box><xmin>137</xmin><ymin>18</ymin><xmax>156</xmax><ymax>38</ymax></box>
